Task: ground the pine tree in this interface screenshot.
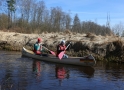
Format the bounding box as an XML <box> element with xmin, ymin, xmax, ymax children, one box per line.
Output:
<box><xmin>72</xmin><ymin>14</ymin><xmax>81</xmax><ymax>33</ymax></box>
<box><xmin>6</xmin><ymin>0</ymin><xmax>16</xmax><ymax>29</ymax></box>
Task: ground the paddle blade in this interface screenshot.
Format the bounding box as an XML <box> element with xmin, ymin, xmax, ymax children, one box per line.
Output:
<box><xmin>58</xmin><ymin>51</ymin><xmax>65</xmax><ymax>60</ymax></box>
<box><xmin>50</xmin><ymin>51</ymin><xmax>56</xmax><ymax>56</ymax></box>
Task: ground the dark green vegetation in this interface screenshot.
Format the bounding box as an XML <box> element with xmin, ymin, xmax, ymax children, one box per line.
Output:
<box><xmin>65</xmin><ymin>39</ymin><xmax>124</xmax><ymax>63</ymax></box>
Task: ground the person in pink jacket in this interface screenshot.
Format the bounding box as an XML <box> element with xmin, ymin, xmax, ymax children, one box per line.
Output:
<box><xmin>56</xmin><ymin>40</ymin><xmax>68</xmax><ymax>58</ymax></box>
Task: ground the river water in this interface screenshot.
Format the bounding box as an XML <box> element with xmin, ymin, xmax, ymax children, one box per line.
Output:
<box><xmin>0</xmin><ymin>50</ymin><xmax>124</xmax><ymax>90</ymax></box>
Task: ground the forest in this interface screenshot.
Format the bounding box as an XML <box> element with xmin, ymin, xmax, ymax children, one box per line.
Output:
<box><xmin>1</xmin><ymin>0</ymin><xmax>123</xmax><ymax>36</ymax></box>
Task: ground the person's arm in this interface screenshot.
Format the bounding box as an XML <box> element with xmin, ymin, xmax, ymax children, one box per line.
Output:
<box><xmin>39</xmin><ymin>44</ymin><xmax>43</xmax><ymax>51</ymax></box>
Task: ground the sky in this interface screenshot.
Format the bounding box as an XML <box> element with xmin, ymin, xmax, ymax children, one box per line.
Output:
<box><xmin>43</xmin><ymin>0</ymin><xmax>124</xmax><ymax>27</ymax></box>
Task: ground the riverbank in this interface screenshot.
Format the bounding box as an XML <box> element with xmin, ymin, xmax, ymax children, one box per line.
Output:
<box><xmin>0</xmin><ymin>30</ymin><xmax>124</xmax><ymax>62</ymax></box>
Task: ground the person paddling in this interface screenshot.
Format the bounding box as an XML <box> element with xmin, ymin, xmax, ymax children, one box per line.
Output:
<box><xmin>33</xmin><ymin>38</ymin><xmax>43</xmax><ymax>55</ymax></box>
<box><xmin>56</xmin><ymin>40</ymin><xmax>68</xmax><ymax>58</ymax></box>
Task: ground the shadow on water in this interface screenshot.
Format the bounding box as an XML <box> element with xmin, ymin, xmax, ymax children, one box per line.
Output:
<box><xmin>95</xmin><ymin>61</ymin><xmax>124</xmax><ymax>81</ymax></box>
<box><xmin>105</xmin><ymin>62</ymin><xmax>124</xmax><ymax>80</ymax></box>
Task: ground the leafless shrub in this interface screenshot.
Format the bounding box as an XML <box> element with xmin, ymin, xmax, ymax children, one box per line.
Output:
<box><xmin>63</xmin><ymin>29</ymin><xmax>72</xmax><ymax>34</ymax></box>
<box><xmin>50</xmin><ymin>35</ymin><xmax>58</xmax><ymax>39</ymax></box>
<box><xmin>13</xmin><ymin>33</ymin><xmax>19</xmax><ymax>36</ymax></box>
<box><xmin>85</xmin><ymin>32</ymin><xmax>94</xmax><ymax>37</ymax></box>
<box><xmin>85</xmin><ymin>32</ymin><xmax>96</xmax><ymax>40</ymax></box>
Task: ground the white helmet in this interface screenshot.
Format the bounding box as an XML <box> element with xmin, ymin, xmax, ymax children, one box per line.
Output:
<box><xmin>61</xmin><ymin>40</ymin><xmax>65</xmax><ymax>44</ymax></box>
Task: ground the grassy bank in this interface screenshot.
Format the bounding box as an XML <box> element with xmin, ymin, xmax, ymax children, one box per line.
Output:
<box><xmin>0</xmin><ymin>31</ymin><xmax>124</xmax><ymax>62</ymax></box>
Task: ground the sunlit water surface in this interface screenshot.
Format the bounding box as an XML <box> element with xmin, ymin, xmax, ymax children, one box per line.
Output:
<box><xmin>0</xmin><ymin>50</ymin><xmax>124</xmax><ymax>90</ymax></box>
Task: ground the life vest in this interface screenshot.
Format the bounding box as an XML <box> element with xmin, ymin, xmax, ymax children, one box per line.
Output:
<box><xmin>56</xmin><ymin>44</ymin><xmax>66</xmax><ymax>57</ymax></box>
<box><xmin>33</xmin><ymin>42</ymin><xmax>42</xmax><ymax>55</ymax></box>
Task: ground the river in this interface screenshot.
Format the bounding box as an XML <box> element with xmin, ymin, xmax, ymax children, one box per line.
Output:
<box><xmin>0</xmin><ymin>50</ymin><xmax>124</xmax><ymax>90</ymax></box>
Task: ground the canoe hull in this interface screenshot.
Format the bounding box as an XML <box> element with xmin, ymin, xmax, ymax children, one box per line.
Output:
<box><xmin>22</xmin><ymin>47</ymin><xmax>96</xmax><ymax>66</ymax></box>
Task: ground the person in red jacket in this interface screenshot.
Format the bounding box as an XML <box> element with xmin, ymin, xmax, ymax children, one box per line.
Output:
<box><xmin>33</xmin><ymin>38</ymin><xmax>43</xmax><ymax>55</ymax></box>
<box><xmin>56</xmin><ymin>40</ymin><xmax>68</xmax><ymax>58</ymax></box>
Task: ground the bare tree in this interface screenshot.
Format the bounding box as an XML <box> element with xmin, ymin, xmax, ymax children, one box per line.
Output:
<box><xmin>50</xmin><ymin>7</ymin><xmax>62</xmax><ymax>32</ymax></box>
<box><xmin>0</xmin><ymin>14</ymin><xmax>8</xmax><ymax>29</ymax></box>
<box><xmin>112</xmin><ymin>22</ymin><xmax>124</xmax><ymax>36</ymax></box>
<box><xmin>30</xmin><ymin>2</ymin><xmax>37</xmax><ymax>32</ymax></box>
<box><xmin>42</xmin><ymin>9</ymin><xmax>50</xmax><ymax>32</ymax></box>
<box><xmin>20</xmin><ymin>0</ymin><xmax>33</xmax><ymax>22</ymax></box>
<box><xmin>36</xmin><ymin>1</ymin><xmax>45</xmax><ymax>30</ymax></box>
<box><xmin>121</xmin><ymin>30</ymin><xmax>124</xmax><ymax>37</ymax></box>
<box><xmin>65</xmin><ymin>13</ymin><xmax>72</xmax><ymax>30</ymax></box>
<box><xmin>0</xmin><ymin>0</ymin><xmax>114</xmax><ymax>35</ymax></box>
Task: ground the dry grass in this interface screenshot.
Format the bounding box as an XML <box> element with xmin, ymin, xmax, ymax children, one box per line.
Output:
<box><xmin>0</xmin><ymin>31</ymin><xmax>124</xmax><ymax>62</ymax></box>
<box><xmin>63</xmin><ymin>29</ymin><xmax>72</xmax><ymax>34</ymax></box>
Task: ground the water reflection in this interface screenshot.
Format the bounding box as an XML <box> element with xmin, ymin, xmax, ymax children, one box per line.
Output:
<box><xmin>32</xmin><ymin>60</ymin><xmax>41</xmax><ymax>81</ymax></box>
<box><xmin>78</xmin><ymin>66</ymin><xmax>95</xmax><ymax>78</ymax></box>
<box><xmin>55</xmin><ymin>65</ymin><xmax>69</xmax><ymax>79</ymax></box>
<box><xmin>1</xmin><ymin>50</ymin><xmax>124</xmax><ymax>90</ymax></box>
<box><xmin>105</xmin><ymin>62</ymin><xmax>124</xmax><ymax>80</ymax></box>
<box><xmin>55</xmin><ymin>64</ymin><xmax>69</xmax><ymax>86</ymax></box>
<box><xmin>55</xmin><ymin>64</ymin><xmax>95</xmax><ymax>77</ymax></box>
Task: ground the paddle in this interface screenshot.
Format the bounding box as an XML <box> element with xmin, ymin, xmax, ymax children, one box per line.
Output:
<box><xmin>58</xmin><ymin>42</ymin><xmax>71</xmax><ymax>60</ymax></box>
<box><xmin>42</xmin><ymin>46</ymin><xmax>56</xmax><ymax>56</ymax></box>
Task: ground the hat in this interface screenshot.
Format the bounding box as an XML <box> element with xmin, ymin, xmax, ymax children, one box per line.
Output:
<box><xmin>61</xmin><ymin>40</ymin><xmax>65</xmax><ymax>44</ymax></box>
<box><xmin>38</xmin><ymin>38</ymin><xmax>42</xmax><ymax>43</ymax></box>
